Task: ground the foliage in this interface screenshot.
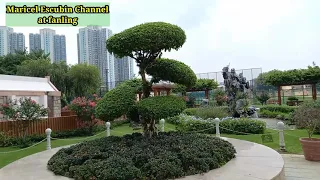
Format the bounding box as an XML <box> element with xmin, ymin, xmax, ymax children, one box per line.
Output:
<box><xmin>191</xmin><ymin>79</ymin><xmax>219</xmax><ymax>90</ymax></box>
<box><xmin>182</xmin><ymin>107</ymin><xmax>229</xmax><ymax>119</ymax></box>
<box><xmin>172</xmin><ymin>83</ymin><xmax>187</xmax><ymax>94</ymax></box>
<box><xmin>259</xmin><ymin>110</ymin><xmax>294</xmax><ymax>123</ymax></box>
<box><xmin>137</xmin><ymin>96</ymin><xmax>186</xmax><ymax>121</ymax></box>
<box><xmin>264</xmin><ymin>66</ymin><xmax>320</xmax><ymax>86</ymax></box>
<box><xmin>293</xmin><ymin>100</ymin><xmax>320</xmax><ymax>138</ymax></box>
<box><xmin>255</xmin><ymin>91</ymin><xmax>270</xmax><ymax>105</ymax></box>
<box><xmin>68</xmin><ymin>64</ymin><xmax>101</xmax><ymax>97</ymax></box>
<box><xmin>287</xmin><ymin>96</ymin><xmax>298</xmax><ymax>101</ymax></box>
<box><xmin>126</xmin><ymin>105</ymin><xmax>140</xmax><ymax>123</ymax></box>
<box><xmin>16</xmin><ymin>59</ymin><xmax>51</xmax><ymax>77</ymax></box>
<box><xmin>213</xmin><ymin>89</ymin><xmax>227</xmax><ymax>106</ymax></box>
<box><xmin>68</xmin><ymin>95</ymin><xmax>101</xmax><ymax>133</ymax></box>
<box><xmin>47</xmin><ymin>132</ymin><xmax>236</xmax><ymax>180</ymax></box>
<box><xmin>146</xmin><ymin>58</ymin><xmax>197</xmax><ymax>87</ymax></box>
<box><xmin>259</xmin><ymin>105</ymin><xmax>297</xmax><ymax>113</ymax></box>
<box><xmin>166</xmin><ymin>114</ymin><xmax>266</xmax><ymax>134</ymax></box>
<box><xmin>106</xmin><ymin>22</ymin><xmax>187</xmax><ymax>99</ymax></box>
<box><xmin>0</xmin><ymin>98</ymin><xmax>47</xmax><ymax>147</ymax></box>
<box><xmin>120</xmin><ymin>78</ymin><xmax>143</xmax><ymax>93</ymax></box>
<box><xmin>0</xmin><ymin>49</ymin><xmax>51</xmax><ymax>75</ymax></box>
<box><xmin>95</xmin><ymin>84</ymin><xmax>137</xmax><ymax>122</ymax></box>
<box><xmin>106</xmin><ymin>22</ymin><xmax>186</xmax><ymax>59</ymax></box>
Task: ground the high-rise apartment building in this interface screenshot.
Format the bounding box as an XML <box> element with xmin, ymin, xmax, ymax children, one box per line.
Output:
<box><xmin>53</xmin><ymin>35</ymin><xmax>66</xmax><ymax>62</ymax></box>
<box><xmin>29</xmin><ymin>33</ymin><xmax>41</xmax><ymax>52</ymax></box>
<box><xmin>77</xmin><ymin>26</ymin><xmax>115</xmax><ymax>90</ymax></box>
<box><xmin>40</xmin><ymin>28</ymin><xmax>55</xmax><ymax>62</ymax></box>
<box><xmin>0</xmin><ymin>26</ymin><xmax>13</xmax><ymax>56</ymax></box>
<box><xmin>9</xmin><ymin>32</ymin><xmax>25</xmax><ymax>53</ymax></box>
<box><xmin>114</xmin><ymin>56</ymin><xmax>135</xmax><ymax>86</ymax></box>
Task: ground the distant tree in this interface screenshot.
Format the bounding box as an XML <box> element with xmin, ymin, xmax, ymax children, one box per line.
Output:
<box><xmin>256</xmin><ymin>91</ymin><xmax>270</xmax><ymax>105</ymax></box>
<box><xmin>68</xmin><ymin>64</ymin><xmax>101</xmax><ymax>97</ymax></box>
<box><xmin>0</xmin><ymin>52</ymin><xmax>28</xmax><ymax>75</ymax></box>
<box><xmin>27</xmin><ymin>49</ymin><xmax>50</xmax><ymax>60</ymax></box>
<box><xmin>16</xmin><ymin>59</ymin><xmax>51</xmax><ymax>77</ymax></box>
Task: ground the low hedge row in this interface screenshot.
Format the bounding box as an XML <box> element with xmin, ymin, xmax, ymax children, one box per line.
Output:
<box><xmin>182</xmin><ymin>106</ymin><xmax>229</xmax><ymax>119</ymax></box>
<box><xmin>0</xmin><ymin>119</ymin><xmax>128</xmax><ymax>148</ymax></box>
<box><xmin>47</xmin><ymin>132</ymin><xmax>236</xmax><ymax>180</ymax></box>
<box><xmin>167</xmin><ymin>114</ymin><xmax>266</xmax><ymax>134</ymax></box>
<box><xmin>259</xmin><ymin>105</ymin><xmax>297</xmax><ymax>113</ymax></box>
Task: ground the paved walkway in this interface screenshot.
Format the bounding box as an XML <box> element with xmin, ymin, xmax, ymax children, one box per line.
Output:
<box><xmin>282</xmin><ymin>154</ymin><xmax>320</xmax><ymax>180</ymax></box>
<box><xmin>257</xmin><ymin>118</ymin><xmax>296</xmax><ymax>130</ymax></box>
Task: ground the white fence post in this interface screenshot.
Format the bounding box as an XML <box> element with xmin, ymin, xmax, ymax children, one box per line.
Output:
<box><xmin>277</xmin><ymin>121</ymin><xmax>286</xmax><ymax>151</ymax></box>
<box><xmin>214</xmin><ymin>118</ymin><xmax>221</xmax><ymax>137</ymax></box>
<box><xmin>160</xmin><ymin>119</ymin><xmax>165</xmax><ymax>132</ymax></box>
<box><xmin>106</xmin><ymin>122</ymin><xmax>110</xmax><ymax>137</ymax></box>
<box><xmin>45</xmin><ymin>128</ymin><xmax>52</xmax><ymax>150</ymax></box>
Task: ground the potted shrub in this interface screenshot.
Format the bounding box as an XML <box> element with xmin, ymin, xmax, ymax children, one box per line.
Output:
<box><xmin>293</xmin><ymin>100</ymin><xmax>320</xmax><ymax>161</ymax></box>
<box><xmin>287</xmin><ymin>96</ymin><xmax>299</xmax><ymax>106</ymax></box>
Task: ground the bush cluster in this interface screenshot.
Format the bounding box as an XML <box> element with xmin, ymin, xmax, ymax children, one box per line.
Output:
<box><xmin>259</xmin><ymin>105</ymin><xmax>297</xmax><ymax>113</ymax></box>
<box><xmin>182</xmin><ymin>106</ymin><xmax>229</xmax><ymax>119</ymax></box>
<box><xmin>0</xmin><ymin>120</ymin><xmax>128</xmax><ymax>148</ymax></box>
<box><xmin>166</xmin><ymin>114</ymin><xmax>266</xmax><ymax>134</ymax></box>
<box><xmin>47</xmin><ymin>132</ymin><xmax>236</xmax><ymax>180</ymax></box>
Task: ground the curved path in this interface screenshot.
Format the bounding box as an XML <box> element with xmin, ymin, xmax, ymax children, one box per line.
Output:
<box><xmin>0</xmin><ymin>138</ymin><xmax>285</xmax><ymax>180</ymax></box>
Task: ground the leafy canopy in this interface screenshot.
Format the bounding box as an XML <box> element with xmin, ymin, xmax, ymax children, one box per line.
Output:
<box><xmin>68</xmin><ymin>64</ymin><xmax>101</xmax><ymax>97</ymax></box>
<box><xmin>95</xmin><ymin>84</ymin><xmax>137</xmax><ymax>122</ymax></box>
<box><xmin>137</xmin><ymin>96</ymin><xmax>186</xmax><ymax>121</ymax></box>
<box><xmin>146</xmin><ymin>58</ymin><xmax>197</xmax><ymax>87</ymax></box>
<box><xmin>106</xmin><ymin>22</ymin><xmax>186</xmax><ymax>61</ymax></box>
<box><xmin>264</xmin><ymin>66</ymin><xmax>320</xmax><ymax>86</ymax></box>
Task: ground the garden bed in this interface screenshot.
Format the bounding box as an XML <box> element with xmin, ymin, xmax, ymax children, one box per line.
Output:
<box><xmin>47</xmin><ymin>132</ymin><xmax>236</xmax><ymax>180</ymax></box>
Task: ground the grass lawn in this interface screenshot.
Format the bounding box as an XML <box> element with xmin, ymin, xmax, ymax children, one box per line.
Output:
<box><xmin>222</xmin><ymin>129</ymin><xmax>320</xmax><ymax>154</ymax></box>
<box><xmin>0</xmin><ymin>123</ymin><xmax>177</xmax><ymax>169</ymax></box>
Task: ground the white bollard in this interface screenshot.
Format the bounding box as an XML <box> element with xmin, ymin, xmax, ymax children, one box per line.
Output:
<box><xmin>45</xmin><ymin>128</ymin><xmax>52</xmax><ymax>150</ymax></box>
<box><xmin>106</xmin><ymin>122</ymin><xmax>111</xmax><ymax>137</ymax></box>
<box><xmin>160</xmin><ymin>119</ymin><xmax>165</xmax><ymax>132</ymax></box>
<box><xmin>214</xmin><ymin>118</ymin><xmax>221</xmax><ymax>137</ymax></box>
<box><xmin>277</xmin><ymin>121</ymin><xmax>286</xmax><ymax>151</ymax></box>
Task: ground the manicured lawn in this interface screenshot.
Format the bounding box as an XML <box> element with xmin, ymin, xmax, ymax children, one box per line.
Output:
<box><xmin>222</xmin><ymin>129</ymin><xmax>320</xmax><ymax>154</ymax></box>
<box><xmin>0</xmin><ymin>123</ymin><xmax>177</xmax><ymax>169</ymax></box>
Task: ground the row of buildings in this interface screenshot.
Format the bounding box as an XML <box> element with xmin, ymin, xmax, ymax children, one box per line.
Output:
<box><xmin>0</xmin><ymin>26</ymin><xmax>134</xmax><ymax>90</ymax></box>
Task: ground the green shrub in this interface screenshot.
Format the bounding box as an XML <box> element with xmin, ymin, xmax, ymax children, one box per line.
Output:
<box><xmin>137</xmin><ymin>96</ymin><xmax>186</xmax><ymax>121</ymax></box>
<box><xmin>287</xmin><ymin>96</ymin><xmax>298</xmax><ymax>101</ymax></box>
<box><xmin>47</xmin><ymin>132</ymin><xmax>236</xmax><ymax>180</ymax></box>
<box><xmin>182</xmin><ymin>106</ymin><xmax>229</xmax><ymax>119</ymax></box>
<box><xmin>95</xmin><ymin>84</ymin><xmax>136</xmax><ymax>122</ymax></box>
<box><xmin>259</xmin><ymin>105</ymin><xmax>297</xmax><ymax>113</ymax></box>
<box><xmin>167</xmin><ymin>114</ymin><xmax>266</xmax><ymax>134</ymax></box>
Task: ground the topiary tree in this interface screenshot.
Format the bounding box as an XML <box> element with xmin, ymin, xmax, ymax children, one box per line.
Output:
<box><xmin>95</xmin><ymin>84</ymin><xmax>137</xmax><ymax>122</ymax></box>
<box><xmin>146</xmin><ymin>58</ymin><xmax>197</xmax><ymax>86</ymax></box>
<box><xmin>136</xmin><ymin>96</ymin><xmax>186</xmax><ymax>137</ymax></box>
<box><xmin>106</xmin><ymin>22</ymin><xmax>187</xmax><ymax>98</ymax></box>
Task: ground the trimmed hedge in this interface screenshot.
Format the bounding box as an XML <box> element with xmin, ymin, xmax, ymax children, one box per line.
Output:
<box><xmin>47</xmin><ymin>132</ymin><xmax>236</xmax><ymax>180</ymax></box>
<box><xmin>137</xmin><ymin>96</ymin><xmax>186</xmax><ymax>120</ymax></box>
<box><xmin>167</xmin><ymin>114</ymin><xmax>266</xmax><ymax>134</ymax></box>
<box><xmin>95</xmin><ymin>84</ymin><xmax>136</xmax><ymax>122</ymax></box>
<box><xmin>259</xmin><ymin>105</ymin><xmax>297</xmax><ymax>113</ymax></box>
<box><xmin>182</xmin><ymin>106</ymin><xmax>229</xmax><ymax>119</ymax></box>
<box><xmin>0</xmin><ymin>120</ymin><xmax>128</xmax><ymax>148</ymax></box>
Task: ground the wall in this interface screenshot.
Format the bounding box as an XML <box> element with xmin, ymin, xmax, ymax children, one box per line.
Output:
<box><xmin>53</xmin><ymin>96</ymin><xmax>61</xmax><ymax>117</ymax></box>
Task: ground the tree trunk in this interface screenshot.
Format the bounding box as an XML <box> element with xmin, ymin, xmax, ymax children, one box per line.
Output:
<box><xmin>142</xmin><ymin>118</ymin><xmax>158</xmax><ymax>138</ymax></box>
<box><xmin>139</xmin><ymin>67</ymin><xmax>151</xmax><ymax>99</ymax></box>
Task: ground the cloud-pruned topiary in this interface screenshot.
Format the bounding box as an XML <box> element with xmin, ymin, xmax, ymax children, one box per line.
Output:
<box><xmin>47</xmin><ymin>132</ymin><xmax>236</xmax><ymax>180</ymax></box>
<box><xmin>136</xmin><ymin>96</ymin><xmax>186</xmax><ymax>121</ymax></box>
<box><xmin>146</xmin><ymin>58</ymin><xmax>197</xmax><ymax>87</ymax></box>
<box><xmin>95</xmin><ymin>84</ymin><xmax>136</xmax><ymax>122</ymax></box>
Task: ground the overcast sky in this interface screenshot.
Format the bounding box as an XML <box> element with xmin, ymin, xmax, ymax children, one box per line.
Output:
<box><xmin>1</xmin><ymin>0</ymin><xmax>320</xmax><ymax>75</ymax></box>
